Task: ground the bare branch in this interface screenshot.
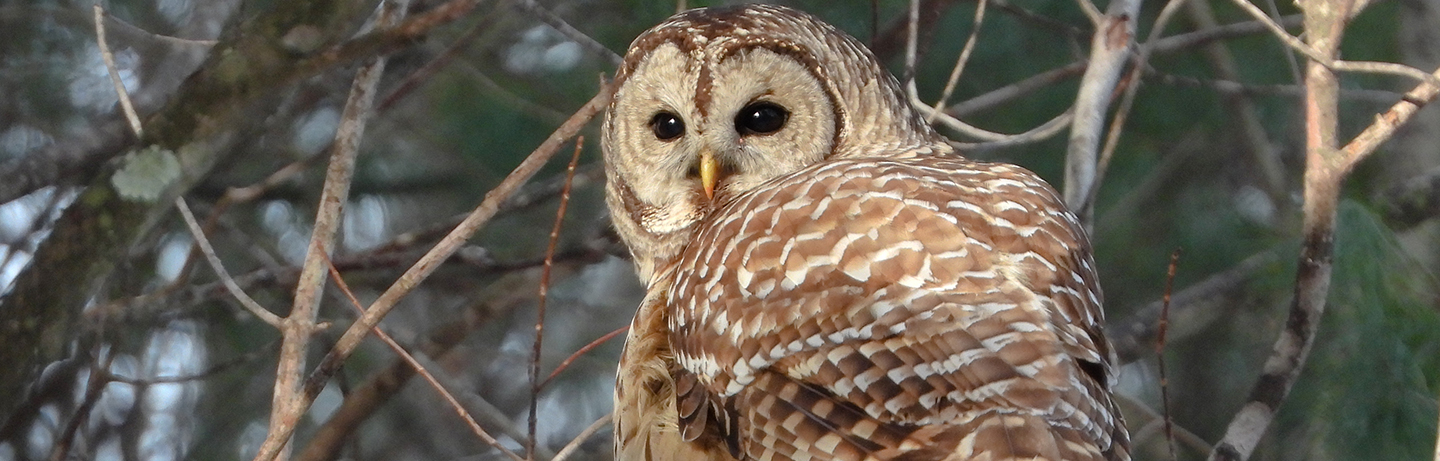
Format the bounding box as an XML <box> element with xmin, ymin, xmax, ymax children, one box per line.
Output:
<box><xmin>1339</xmin><ymin>65</ymin><xmax>1440</xmax><ymax>167</ymax></box>
<box><xmin>264</xmin><ymin>1</ymin><xmax>410</xmax><ymax>459</ymax></box>
<box><xmin>528</xmin><ymin>138</ymin><xmax>584</xmax><ymax>457</ymax></box>
<box><xmin>1064</xmin><ymin>0</ymin><xmax>1139</xmax><ymax>228</ymax></box>
<box><xmin>104</xmin><ymin>0</ymin><xmax>285</xmax><ymax>333</ymax></box>
<box><xmin>175</xmin><ymin>198</ymin><xmax>284</xmax><ymax>327</ymax></box>
<box><xmin>1147</xmin><ymin>71</ymin><xmax>1402</xmax><ymax>103</ymax></box>
<box><xmin>939</xmin><ymin>15</ymin><xmax>1305</xmax><ymax>121</ymax></box>
<box><xmin>945</xmin><ymin>63</ymin><xmax>1087</xmax><ymax>118</ymax></box>
<box><xmin>1111</xmin><ymin>250</ymin><xmax>1280</xmax><ymax>364</ymax></box>
<box><xmin>903</xmin><ymin>0</ymin><xmax>921</xmax><ymax>102</ymax></box>
<box><xmin>1086</xmin><ymin>0</ymin><xmax>1191</xmax><ymax>214</ymax></box>
<box><xmin>411</xmin><ymin>352</ymin><xmax>550</xmax><ymax>459</ymax></box>
<box><xmin>512</xmin><ymin>0</ymin><xmax>622</xmax><ymax>66</ymax></box>
<box><xmin>293</xmin><ymin>268</ymin><xmax>577</xmax><ymax>461</ymax></box>
<box><xmin>917</xmin><ymin>93</ymin><xmax>1073</xmax><ymax>143</ymax></box>
<box><xmin>321</xmin><ymin>255</ymin><xmax>526</xmax><ymax>461</ymax></box>
<box><xmin>93</xmin><ymin>5</ymin><xmax>142</xmax><ymax>138</ymax></box>
<box><xmin>948</xmin><ymin>110</ymin><xmax>1074</xmax><ymax>150</ymax></box>
<box><xmin>552</xmin><ymin>413</ymin><xmax>612</xmax><ymax>461</ymax></box>
<box><xmin>1</xmin><ymin>0</ymin><xmax>484</xmax><ymax>206</ymax></box>
<box><xmin>1209</xmin><ymin>3</ymin><xmax>1349</xmax><ymax>459</ymax></box>
<box><xmin>1074</xmin><ymin>0</ymin><xmax>1102</xmax><ymax>25</ymax></box>
<box><xmin>927</xmin><ymin>0</ymin><xmax>988</xmax><ymax>124</ymax></box>
<box><xmin>1119</xmin><ymin>393</ymin><xmax>1214</xmax><ymax>455</ymax></box>
<box><xmin>1227</xmin><ymin>0</ymin><xmax>1440</xmax><ymax>87</ymax></box>
<box><xmin>542</xmin><ymin>326</ymin><xmax>628</xmax><ymax>389</ymax></box>
<box><xmin>1157</xmin><ymin>250</ymin><xmax>1181</xmax><ymax>461</ymax></box>
<box><xmin>1151</xmin><ymin>14</ymin><xmax>1301</xmax><ymax>53</ymax></box>
<box><xmin>0</xmin><ymin>0</ymin><xmax>470</xmax><ymax>418</ymax></box>
<box><xmin>103</xmin><ymin>12</ymin><xmax>218</xmax><ymax>46</ymax></box>
<box><xmin>251</xmin><ymin>81</ymin><xmax>616</xmax><ymax>461</ymax></box>
<box><xmin>47</xmin><ymin>349</ymin><xmax>112</xmax><ymax>461</ymax></box>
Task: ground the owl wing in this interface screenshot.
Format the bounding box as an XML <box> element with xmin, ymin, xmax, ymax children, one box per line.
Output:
<box><xmin>666</xmin><ymin>156</ymin><xmax>1128</xmax><ymax>461</ymax></box>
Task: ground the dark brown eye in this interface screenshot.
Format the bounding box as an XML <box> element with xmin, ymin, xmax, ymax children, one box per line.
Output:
<box><xmin>735</xmin><ymin>102</ymin><xmax>788</xmax><ymax>135</ymax></box>
<box><xmin>650</xmin><ymin>112</ymin><xmax>685</xmax><ymax>140</ymax></box>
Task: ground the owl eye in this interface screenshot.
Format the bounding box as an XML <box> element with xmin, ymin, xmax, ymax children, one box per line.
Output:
<box><xmin>650</xmin><ymin>112</ymin><xmax>685</xmax><ymax>141</ymax></box>
<box><xmin>735</xmin><ymin>102</ymin><xmax>789</xmax><ymax>135</ymax></box>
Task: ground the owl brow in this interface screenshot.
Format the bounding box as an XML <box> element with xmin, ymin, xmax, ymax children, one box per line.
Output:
<box><xmin>697</xmin><ymin>41</ymin><xmax>807</xmax><ymax>119</ymax></box>
<box><xmin>617</xmin><ymin>28</ymin><xmax>703</xmax><ymax>83</ymax></box>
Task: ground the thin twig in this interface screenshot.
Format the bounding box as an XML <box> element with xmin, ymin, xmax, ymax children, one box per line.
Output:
<box><xmin>175</xmin><ymin>197</ymin><xmax>284</xmax><ymax>327</ymax></box>
<box><xmin>1258</xmin><ymin>0</ymin><xmax>1302</xmax><ymax>83</ymax></box>
<box><xmin>1073</xmin><ymin>0</ymin><xmax>1102</xmax><ymax>25</ymax></box>
<box><xmin>102</xmin><ymin>340</ymin><xmax>281</xmax><ymax>385</ymax></box>
<box><xmin>945</xmin><ymin>62</ymin><xmax>1087</xmax><ymax>118</ymax></box>
<box><xmin>1339</xmin><ymin>66</ymin><xmax>1440</xmax><ymax>165</ymax></box>
<box><xmin>1147</xmin><ymin>70</ymin><xmax>1402</xmax><ymax>103</ymax></box>
<box><xmin>551</xmin><ymin>413</ymin><xmax>612</xmax><ymax>461</ymax></box>
<box><xmin>320</xmin><ymin>254</ymin><xmax>525</xmax><ymax>461</ymax></box>
<box><xmin>927</xmin><ymin>0</ymin><xmax>987</xmax><ymax>124</ymax></box>
<box><xmin>1227</xmin><ymin>0</ymin><xmax>1440</xmax><ymax>87</ymax></box>
<box><xmin>102</xmin><ymin>1</ymin><xmax>282</xmax><ymax>330</ymax></box>
<box><xmin>1111</xmin><ymin>250</ymin><xmax>1279</xmax><ymax>364</ymax></box>
<box><xmin>512</xmin><ymin>0</ymin><xmax>622</xmax><ymax>66</ymax></box>
<box><xmin>1118</xmin><ymin>393</ymin><xmax>1214</xmax><ymax>454</ymax></box>
<box><xmin>250</xmin><ymin>81</ymin><xmax>616</xmax><ymax>461</ymax></box>
<box><xmin>292</xmin><ymin>268</ymin><xmax>571</xmax><ymax>461</ymax></box>
<box><xmin>1157</xmin><ymin>250</ymin><xmax>1181</xmax><ymax>461</ymax></box>
<box><xmin>948</xmin><ymin>110</ymin><xmax>1074</xmax><ymax>150</ymax></box>
<box><xmin>940</xmin><ymin>14</ymin><xmax>1304</xmax><ymax>120</ymax></box>
<box><xmin>528</xmin><ymin>137</ymin><xmax>584</xmax><ymax>458</ymax></box>
<box><xmin>541</xmin><ymin>325</ymin><xmax>628</xmax><ymax>389</ymax></box>
<box><xmin>261</xmin><ymin>1</ymin><xmax>410</xmax><ymax>459</ymax></box>
<box><xmin>93</xmin><ymin>5</ymin><xmax>142</xmax><ymax>138</ymax></box>
<box><xmin>903</xmin><ymin>0</ymin><xmax>921</xmax><ymax>101</ymax></box>
<box><xmin>916</xmin><ymin>92</ymin><xmax>1073</xmax><ymax>144</ymax></box>
<box><xmin>102</xmin><ymin>17</ymin><xmax>217</xmax><ymax>47</ymax></box>
<box><xmin>1152</xmin><ymin>14</ymin><xmax>1302</xmax><ymax>53</ymax></box>
<box><xmin>377</xmin><ymin>15</ymin><xmax>496</xmax><ymax>112</ymax></box>
<box><xmin>1185</xmin><ymin>0</ymin><xmax>1287</xmax><ymax>212</ymax></box>
<box><xmin>47</xmin><ymin>348</ymin><xmax>113</xmax><ymax>461</ymax></box>
<box><xmin>410</xmin><ymin>351</ymin><xmax>557</xmax><ymax>459</ymax></box>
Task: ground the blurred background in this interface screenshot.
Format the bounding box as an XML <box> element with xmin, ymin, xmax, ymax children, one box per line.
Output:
<box><xmin>1</xmin><ymin>0</ymin><xmax>1438</xmax><ymax>460</ymax></box>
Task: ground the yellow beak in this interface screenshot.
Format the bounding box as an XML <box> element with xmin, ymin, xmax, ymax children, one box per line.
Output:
<box><xmin>699</xmin><ymin>149</ymin><xmax>719</xmax><ymax>200</ymax></box>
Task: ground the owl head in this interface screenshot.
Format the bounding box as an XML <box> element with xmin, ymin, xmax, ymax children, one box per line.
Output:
<box><xmin>602</xmin><ymin>4</ymin><xmax>947</xmax><ymax>281</ymax></box>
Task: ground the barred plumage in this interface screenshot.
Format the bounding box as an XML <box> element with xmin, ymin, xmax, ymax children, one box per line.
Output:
<box><xmin>604</xmin><ymin>5</ymin><xmax>1127</xmax><ymax>461</ymax></box>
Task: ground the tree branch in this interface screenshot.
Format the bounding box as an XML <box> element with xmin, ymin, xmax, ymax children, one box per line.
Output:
<box><xmin>1208</xmin><ymin>4</ymin><xmax>1440</xmax><ymax>460</ymax></box>
<box><xmin>263</xmin><ymin>1</ymin><xmax>411</xmax><ymax>458</ymax></box>
<box><xmin>250</xmin><ymin>80</ymin><xmax>617</xmax><ymax>461</ymax></box>
<box><xmin>1064</xmin><ymin>0</ymin><xmax>1138</xmax><ymax>228</ymax></box>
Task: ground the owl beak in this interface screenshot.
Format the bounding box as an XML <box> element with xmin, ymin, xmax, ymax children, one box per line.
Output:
<box><xmin>699</xmin><ymin>149</ymin><xmax>719</xmax><ymax>200</ymax></box>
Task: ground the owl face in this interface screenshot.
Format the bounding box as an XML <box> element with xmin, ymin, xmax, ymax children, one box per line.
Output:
<box><xmin>603</xmin><ymin>4</ymin><xmax>943</xmax><ymax>280</ymax></box>
<box><xmin>606</xmin><ymin>42</ymin><xmax>839</xmax><ymax>215</ymax></box>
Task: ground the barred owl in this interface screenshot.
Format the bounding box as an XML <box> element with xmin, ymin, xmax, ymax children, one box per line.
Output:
<box><xmin>602</xmin><ymin>5</ymin><xmax>1128</xmax><ymax>461</ymax></box>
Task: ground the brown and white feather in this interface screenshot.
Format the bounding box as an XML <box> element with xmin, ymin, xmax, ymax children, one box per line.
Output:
<box><xmin>603</xmin><ymin>5</ymin><xmax>1128</xmax><ymax>461</ymax></box>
